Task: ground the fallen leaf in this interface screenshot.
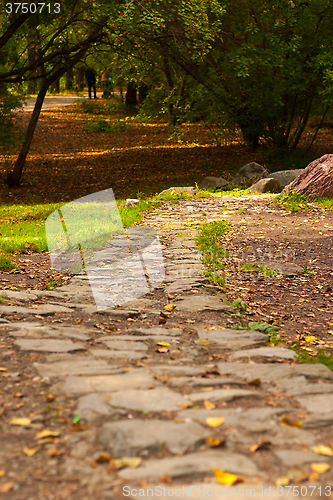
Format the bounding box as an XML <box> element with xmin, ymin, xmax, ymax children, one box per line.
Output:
<box><xmin>0</xmin><ymin>470</ymin><xmax>5</xmax><ymax>477</ymax></box>
<box><xmin>0</xmin><ymin>367</ymin><xmax>7</xmax><ymax>372</ymax></box>
<box><xmin>23</xmin><ymin>446</ymin><xmax>40</xmax><ymax>457</ymax></box>
<box><xmin>311</xmin><ymin>445</ymin><xmax>333</xmax><ymax>457</ymax></box>
<box><xmin>159</xmin><ymin>474</ymin><xmax>173</xmax><ymax>484</ymax></box>
<box><xmin>213</xmin><ymin>469</ymin><xmax>238</xmax><ymax>485</ymax></box>
<box><xmin>75</xmin><ymin>318</ymin><xmax>83</xmax><ymax>325</ymax></box>
<box><xmin>276</xmin><ymin>476</ymin><xmax>290</xmax><ymax>486</ymax></box>
<box><xmin>159</xmin><ymin>315</ymin><xmax>167</xmax><ymax>324</ymax></box>
<box><xmin>110</xmin><ymin>457</ymin><xmax>142</xmax><ymax>470</ymax></box>
<box><xmin>195</xmin><ymin>339</ymin><xmax>210</xmax><ymax>346</ymax></box>
<box><xmin>13</xmin><ymin>392</ymin><xmax>24</xmax><ymax>398</ymax></box>
<box><xmin>206</xmin><ymin>438</ymin><xmax>225</xmax><ymax>448</ymax></box>
<box><xmin>177</xmin><ymin>403</ymin><xmax>193</xmax><ymax>408</ymax></box>
<box><xmin>35</xmin><ymin>429</ymin><xmax>60</xmax><ymax>439</ymax></box>
<box><xmin>204</xmin><ymin>387</ymin><xmax>214</xmax><ymax>391</ymax></box>
<box><xmin>247</xmin><ymin>378</ymin><xmax>261</xmax><ymax>386</ymax></box>
<box><xmin>156</xmin><ymin>342</ymin><xmax>170</xmax><ymax>346</ymax></box>
<box><xmin>96</xmin><ymin>452</ymin><xmax>112</xmax><ymax>463</ymax></box>
<box><xmin>206</xmin><ymin>417</ymin><xmax>225</xmax><ymax>427</ymax></box>
<box><xmin>0</xmin><ymin>482</ymin><xmax>14</xmax><ymax>493</ymax></box>
<box><xmin>10</xmin><ymin>418</ymin><xmax>31</xmax><ymax>426</ymax></box>
<box><xmin>155</xmin><ymin>347</ymin><xmax>169</xmax><ymax>353</ymax></box>
<box><xmin>46</xmin><ymin>393</ymin><xmax>55</xmax><ymax>401</ymax></box>
<box><xmin>203</xmin><ymin>400</ymin><xmax>216</xmax><ymax>410</ymax></box>
<box><xmin>305</xmin><ymin>336</ymin><xmax>317</xmax><ymax>343</ymax></box>
<box><xmin>47</xmin><ymin>448</ymin><xmax>62</xmax><ymax>457</ymax></box>
<box><xmin>281</xmin><ymin>415</ymin><xmax>303</xmax><ymax>427</ymax></box>
<box><xmin>250</xmin><ymin>440</ymin><xmax>271</xmax><ymax>453</ymax></box>
<box><xmin>34</xmin><ymin>315</ymin><xmax>44</xmax><ymax>320</ymax></box>
<box><xmin>165</xmin><ymin>304</ymin><xmax>176</xmax><ymax>311</ymax></box>
<box><xmin>311</xmin><ymin>462</ymin><xmax>331</xmax><ymax>474</ymax></box>
<box><xmin>146</xmin><ymin>384</ymin><xmax>156</xmax><ymax>390</ymax></box>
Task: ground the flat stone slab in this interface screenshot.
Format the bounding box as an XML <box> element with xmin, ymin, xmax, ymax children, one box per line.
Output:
<box><xmin>123</xmin><ymin>298</ymin><xmax>157</xmax><ymax>310</ymax></box>
<box><xmin>104</xmin><ymin>340</ymin><xmax>148</xmax><ymax>351</ymax></box>
<box><xmin>177</xmin><ymin>407</ymin><xmax>286</xmax><ymax>428</ymax></box>
<box><xmin>6</xmin><ymin>324</ymin><xmax>91</xmax><ymax>341</ymax></box>
<box><xmin>274</xmin><ymin>450</ymin><xmax>333</xmax><ymax>467</ymax></box>
<box><xmin>287</xmin><ymin>382</ymin><xmax>333</xmax><ymax>397</ymax></box>
<box><xmin>109</xmin><ymin>387</ymin><xmax>189</xmax><ymax>412</ymax></box>
<box><xmin>229</xmin><ymin>346</ymin><xmax>296</xmax><ymax>361</ymax></box>
<box><xmin>89</xmin><ymin>349</ymin><xmax>147</xmax><ymax>360</ymax></box>
<box><xmin>0</xmin><ymin>304</ymin><xmax>74</xmax><ymax>316</ymax></box>
<box><xmin>165</xmin><ymin>278</ymin><xmax>206</xmax><ymax>293</ymax></box>
<box><xmin>296</xmin><ymin>394</ymin><xmax>333</xmax><ymax>413</ymax></box>
<box><xmin>33</xmin><ymin>359</ymin><xmax>119</xmax><ymax>377</ymax></box>
<box><xmin>75</xmin><ymin>393</ymin><xmax>117</xmax><ymax>422</ymax></box>
<box><xmin>198</xmin><ymin>329</ymin><xmax>267</xmax><ymax>349</ymax></box>
<box><xmin>96</xmin><ymin>309</ymin><xmax>141</xmax><ymax>318</ymax></box>
<box><xmin>1</xmin><ymin>290</ymin><xmax>38</xmax><ymax>302</ymax></box>
<box><xmin>217</xmin><ymin>362</ymin><xmax>333</xmax><ymax>385</ymax></box>
<box><xmin>187</xmin><ymin>388</ymin><xmax>262</xmax><ymax>403</ymax></box>
<box><xmin>118</xmin><ymin>450</ymin><xmax>258</xmax><ymax>480</ymax></box>
<box><xmin>96</xmin><ymin>335</ymin><xmax>174</xmax><ymax>342</ymax></box>
<box><xmin>99</xmin><ymin>419</ymin><xmax>210</xmax><ymax>456</ymax></box>
<box><xmin>14</xmin><ymin>338</ymin><xmax>85</xmax><ymax>352</ymax></box>
<box><xmin>150</xmin><ymin>365</ymin><xmax>207</xmax><ymax>377</ymax></box>
<box><xmin>175</xmin><ymin>295</ymin><xmax>237</xmax><ymax>313</ymax></box>
<box><xmin>168</xmin><ymin>376</ymin><xmax>245</xmax><ymax>388</ymax></box>
<box><xmin>129</xmin><ymin>327</ymin><xmax>183</xmax><ymax>336</ymax></box>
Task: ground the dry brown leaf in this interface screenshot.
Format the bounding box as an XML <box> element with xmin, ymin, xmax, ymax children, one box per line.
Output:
<box><xmin>159</xmin><ymin>474</ymin><xmax>173</xmax><ymax>484</ymax></box>
<box><xmin>13</xmin><ymin>392</ymin><xmax>24</xmax><ymax>398</ymax></box>
<box><xmin>247</xmin><ymin>378</ymin><xmax>261</xmax><ymax>386</ymax></box>
<box><xmin>47</xmin><ymin>448</ymin><xmax>62</xmax><ymax>457</ymax></box>
<box><xmin>206</xmin><ymin>437</ymin><xmax>225</xmax><ymax>448</ymax></box>
<box><xmin>0</xmin><ymin>470</ymin><xmax>5</xmax><ymax>477</ymax></box>
<box><xmin>75</xmin><ymin>318</ymin><xmax>83</xmax><ymax>325</ymax></box>
<box><xmin>0</xmin><ymin>482</ymin><xmax>14</xmax><ymax>493</ymax></box>
<box><xmin>155</xmin><ymin>347</ymin><xmax>169</xmax><ymax>353</ymax></box>
<box><xmin>110</xmin><ymin>457</ymin><xmax>142</xmax><ymax>470</ymax></box>
<box><xmin>250</xmin><ymin>440</ymin><xmax>271</xmax><ymax>453</ymax></box>
<box><xmin>35</xmin><ymin>429</ymin><xmax>60</xmax><ymax>439</ymax></box>
<box><xmin>95</xmin><ymin>452</ymin><xmax>112</xmax><ymax>463</ymax></box>
<box><xmin>46</xmin><ymin>393</ymin><xmax>55</xmax><ymax>401</ymax></box>
<box><xmin>281</xmin><ymin>415</ymin><xmax>303</xmax><ymax>427</ymax></box>
<box><xmin>203</xmin><ymin>400</ymin><xmax>216</xmax><ymax>410</ymax></box>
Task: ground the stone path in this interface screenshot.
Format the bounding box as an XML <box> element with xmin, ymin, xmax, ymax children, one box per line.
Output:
<box><xmin>1</xmin><ymin>195</ymin><xmax>333</xmax><ymax>499</ymax></box>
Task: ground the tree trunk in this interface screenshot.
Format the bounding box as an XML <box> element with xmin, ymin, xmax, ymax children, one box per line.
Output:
<box><xmin>5</xmin><ymin>83</ymin><xmax>49</xmax><ymax>188</ymax></box>
<box><xmin>66</xmin><ymin>68</ymin><xmax>74</xmax><ymax>90</ymax></box>
<box><xmin>50</xmin><ymin>78</ymin><xmax>60</xmax><ymax>93</ymax></box>
<box><xmin>75</xmin><ymin>66</ymin><xmax>85</xmax><ymax>90</ymax></box>
<box><xmin>125</xmin><ymin>81</ymin><xmax>137</xmax><ymax>106</ymax></box>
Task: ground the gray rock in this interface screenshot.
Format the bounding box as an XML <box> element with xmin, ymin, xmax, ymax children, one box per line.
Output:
<box><xmin>123</xmin><ymin>298</ymin><xmax>157</xmax><ymax>310</ymax></box>
<box><xmin>75</xmin><ymin>393</ymin><xmax>116</xmax><ymax>422</ymax></box>
<box><xmin>125</xmin><ymin>199</ymin><xmax>140</xmax><ymax>207</ymax></box>
<box><xmin>303</xmin><ymin>414</ymin><xmax>333</xmax><ymax>429</ymax></box>
<box><xmin>104</xmin><ymin>340</ymin><xmax>148</xmax><ymax>351</ymax></box>
<box><xmin>267</xmin><ymin>169</ymin><xmax>304</xmax><ymax>187</ymax></box>
<box><xmin>296</xmin><ymin>394</ymin><xmax>333</xmax><ymax>414</ymax></box>
<box><xmin>176</xmin><ymin>295</ymin><xmax>238</xmax><ymax>313</ymax></box>
<box><xmin>0</xmin><ymin>290</ymin><xmax>38</xmax><ymax>302</ymax></box>
<box><xmin>99</xmin><ymin>419</ymin><xmax>210</xmax><ymax>457</ymax></box>
<box><xmin>274</xmin><ymin>450</ymin><xmax>333</xmax><ymax>467</ymax></box>
<box><xmin>165</xmin><ymin>278</ymin><xmax>206</xmax><ymax>292</ymax></box>
<box><xmin>217</xmin><ymin>362</ymin><xmax>333</xmax><ymax>385</ymax></box>
<box><xmin>229</xmin><ymin>346</ymin><xmax>296</xmax><ymax>361</ymax></box>
<box><xmin>198</xmin><ymin>329</ymin><xmax>267</xmax><ymax>350</ymax></box>
<box><xmin>14</xmin><ymin>338</ymin><xmax>85</xmax><ymax>352</ymax></box>
<box><xmin>33</xmin><ymin>359</ymin><xmax>119</xmax><ymax>378</ymax></box>
<box><xmin>150</xmin><ymin>365</ymin><xmax>207</xmax><ymax>377</ymax></box>
<box><xmin>96</xmin><ymin>335</ymin><xmax>174</xmax><ymax>342</ymax></box>
<box><xmin>158</xmin><ymin>187</ymin><xmax>197</xmax><ymax>197</ymax></box>
<box><xmin>198</xmin><ymin>177</ymin><xmax>227</xmax><ymax>191</ymax></box>
<box><xmin>129</xmin><ymin>327</ymin><xmax>183</xmax><ymax>337</ymax></box>
<box><xmin>7</xmin><ymin>324</ymin><xmax>91</xmax><ymax>341</ymax></box>
<box><xmin>187</xmin><ymin>388</ymin><xmax>262</xmax><ymax>403</ymax></box>
<box><xmin>286</xmin><ymin>382</ymin><xmax>333</xmax><ymax>397</ymax></box>
<box><xmin>249</xmin><ymin>178</ymin><xmax>282</xmax><ymax>194</ymax></box>
<box><xmin>109</xmin><ymin>387</ymin><xmax>189</xmax><ymax>412</ymax></box>
<box><xmin>118</xmin><ymin>450</ymin><xmax>258</xmax><ymax>480</ymax></box>
<box><xmin>0</xmin><ymin>304</ymin><xmax>74</xmax><ymax>316</ymax></box>
<box><xmin>168</xmin><ymin>376</ymin><xmax>245</xmax><ymax>388</ymax></box>
<box><xmin>52</xmin><ymin>368</ymin><xmax>157</xmax><ymax>396</ymax></box>
<box><xmin>232</xmin><ymin>162</ymin><xmax>268</xmax><ymax>188</ymax></box>
<box><xmin>90</xmin><ymin>349</ymin><xmax>148</xmax><ymax>360</ymax></box>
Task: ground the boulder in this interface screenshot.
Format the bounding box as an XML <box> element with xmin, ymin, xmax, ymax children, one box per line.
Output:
<box><xmin>125</xmin><ymin>199</ymin><xmax>140</xmax><ymax>207</ymax></box>
<box><xmin>158</xmin><ymin>186</ymin><xmax>197</xmax><ymax>197</ymax></box>
<box><xmin>283</xmin><ymin>154</ymin><xmax>333</xmax><ymax>199</ymax></box>
<box><xmin>267</xmin><ymin>169</ymin><xmax>304</xmax><ymax>187</ymax></box>
<box><xmin>249</xmin><ymin>178</ymin><xmax>283</xmax><ymax>194</ymax></box>
<box><xmin>198</xmin><ymin>176</ymin><xmax>227</xmax><ymax>190</ymax></box>
<box><xmin>232</xmin><ymin>162</ymin><xmax>268</xmax><ymax>188</ymax></box>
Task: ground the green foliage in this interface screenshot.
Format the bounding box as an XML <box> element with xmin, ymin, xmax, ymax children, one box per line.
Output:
<box><xmin>248</xmin><ymin>321</ymin><xmax>280</xmax><ymax>335</ymax></box>
<box><xmin>0</xmin><ymin>255</ymin><xmax>16</xmax><ymax>270</ymax></box>
<box><xmin>231</xmin><ymin>297</ymin><xmax>248</xmax><ymax>312</ymax></box>
<box><xmin>83</xmin><ymin>118</ymin><xmax>129</xmax><ymax>133</ymax></box>
<box><xmin>273</xmin><ymin>191</ymin><xmax>312</xmax><ymax>212</ymax></box>
<box><xmin>0</xmin><ymin>89</ymin><xmax>25</xmax><ymax>147</ymax></box>
<box><xmin>290</xmin><ymin>346</ymin><xmax>333</xmax><ymax>371</ymax></box>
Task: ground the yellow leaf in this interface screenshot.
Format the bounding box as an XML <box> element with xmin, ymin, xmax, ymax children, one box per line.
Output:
<box><xmin>281</xmin><ymin>415</ymin><xmax>303</xmax><ymax>427</ymax></box>
<box><xmin>311</xmin><ymin>445</ymin><xmax>333</xmax><ymax>457</ymax></box>
<box><xmin>155</xmin><ymin>347</ymin><xmax>169</xmax><ymax>353</ymax></box>
<box><xmin>206</xmin><ymin>417</ymin><xmax>225</xmax><ymax>427</ymax></box>
<box><xmin>195</xmin><ymin>338</ymin><xmax>210</xmax><ymax>346</ymax></box>
<box><xmin>10</xmin><ymin>418</ymin><xmax>31</xmax><ymax>426</ymax></box>
<box><xmin>305</xmin><ymin>336</ymin><xmax>317</xmax><ymax>343</ymax></box>
<box><xmin>23</xmin><ymin>446</ymin><xmax>40</xmax><ymax>457</ymax></box>
<box><xmin>276</xmin><ymin>476</ymin><xmax>290</xmax><ymax>486</ymax></box>
<box><xmin>299</xmin><ymin>299</ymin><xmax>305</xmax><ymax>303</ymax></box>
<box><xmin>328</xmin><ymin>330</ymin><xmax>333</xmax><ymax>335</ymax></box>
<box><xmin>156</xmin><ymin>342</ymin><xmax>170</xmax><ymax>346</ymax></box>
<box><xmin>0</xmin><ymin>482</ymin><xmax>14</xmax><ymax>493</ymax></box>
<box><xmin>213</xmin><ymin>469</ymin><xmax>238</xmax><ymax>485</ymax></box>
<box><xmin>308</xmin><ymin>471</ymin><xmax>320</xmax><ymax>482</ymax></box>
<box><xmin>0</xmin><ymin>367</ymin><xmax>7</xmax><ymax>371</ymax></box>
<box><xmin>0</xmin><ymin>470</ymin><xmax>5</xmax><ymax>477</ymax></box>
<box><xmin>165</xmin><ymin>304</ymin><xmax>176</xmax><ymax>311</ymax></box>
<box><xmin>203</xmin><ymin>400</ymin><xmax>216</xmax><ymax>410</ymax></box>
<box><xmin>110</xmin><ymin>457</ymin><xmax>142</xmax><ymax>470</ymax></box>
<box><xmin>206</xmin><ymin>438</ymin><xmax>224</xmax><ymax>448</ymax></box>
<box><xmin>311</xmin><ymin>462</ymin><xmax>331</xmax><ymax>474</ymax></box>
<box><xmin>35</xmin><ymin>429</ymin><xmax>60</xmax><ymax>439</ymax></box>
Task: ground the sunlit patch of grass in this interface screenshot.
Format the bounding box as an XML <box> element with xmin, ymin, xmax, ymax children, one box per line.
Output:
<box><xmin>0</xmin><ymin>254</ymin><xmax>16</xmax><ymax>270</ymax></box>
<box><xmin>290</xmin><ymin>344</ymin><xmax>333</xmax><ymax>371</ymax></box>
<box><xmin>274</xmin><ymin>190</ymin><xmax>333</xmax><ymax>212</ymax></box>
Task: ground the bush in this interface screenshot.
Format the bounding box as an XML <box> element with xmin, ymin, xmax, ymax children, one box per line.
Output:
<box><xmin>0</xmin><ymin>89</ymin><xmax>26</xmax><ymax>147</ymax></box>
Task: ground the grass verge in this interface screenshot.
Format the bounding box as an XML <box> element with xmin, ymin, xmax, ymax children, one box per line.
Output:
<box><xmin>273</xmin><ymin>191</ymin><xmax>333</xmax><ymax>212</ymax></box>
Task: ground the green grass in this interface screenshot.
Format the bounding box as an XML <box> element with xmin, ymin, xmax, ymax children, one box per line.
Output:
<box><xmin>274</xmin><ymin>190</ymin><xmax>333</xmax><ymax>212</ymax></box>
<box><xmin>290</xmin><ymin>344</ymin><xmax>333</xmax><ymax>371</ymax></box>
<box><xmin>0</xmin><ymin>254</ymin><xmax>16</xmax><ymax>270</ymax></box>
<box><xmin>83</xmin><ymin>118</ymin><xmax>129</xmax><ymax>133</ymax></box>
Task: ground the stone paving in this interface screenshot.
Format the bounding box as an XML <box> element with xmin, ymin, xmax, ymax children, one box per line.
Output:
<box><xmin>1</xmin><ymin>194</ymin><xmax>333</xmax><ymax>499</ymax></box>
